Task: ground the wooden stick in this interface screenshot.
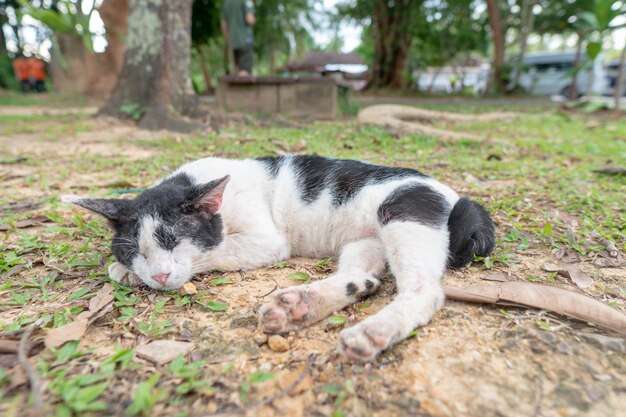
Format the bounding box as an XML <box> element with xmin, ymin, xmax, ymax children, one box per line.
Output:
<box><xmin>17</xmin><ymin>320</ymin><xmax>43</xmax><ymax>410</ymax></box>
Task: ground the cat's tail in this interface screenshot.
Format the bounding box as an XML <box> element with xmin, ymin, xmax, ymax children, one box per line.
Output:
<box><xmin>446</xmin><ymin>197</ymin><xmax>495</xmax><ymax>269</ymax></box>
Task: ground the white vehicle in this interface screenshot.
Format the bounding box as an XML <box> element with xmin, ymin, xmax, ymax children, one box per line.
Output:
<box><xmin>513</xmin><ymin>51</ymin><xmax>606</xmax><ymax>96</ymax></box>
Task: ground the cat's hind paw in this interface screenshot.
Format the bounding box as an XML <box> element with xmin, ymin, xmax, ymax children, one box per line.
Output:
<box><xmin>108</xmin><ymin>262</ymin><xmax>142</xmax><ymax>287</ymax></box>
<box><xmin>339</xmin><ymin>321</ymin><xmax>399</xmax><ymax>362</ymax></box>
<box><xmin>258</xmin><ymin>287</ymin><xmax>322</xmax><ymax>334</ymax></box>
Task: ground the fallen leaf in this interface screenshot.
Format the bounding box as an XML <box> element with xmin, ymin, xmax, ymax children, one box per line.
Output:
<box><xmin>0</xmin><ymin>339</ymin><xmax>19</xmax><ymax>354</ymax></box>
<box><xmin>567</xmin><ymin>266</ymin><xmax>593</xmax><ymax>289</ymax></box>
<box><xmin>88</xmin><ymin>283</ymin><xmax>115</xmax><ymax>317</ymax></box>
<box><xmin>482</xmin><ymin>272</ymin><xmax>508</xmax><ymax>282</ymax></box>
<box><xmin>277</xmin><ymin>364</ymin><xmax>313</xmax><ymax>396</ymax></box>
<box><xmin>0</xmin><ymin>353</ymin><xmax>18</xmax><ymax>369</ymax></box>
<box><xmin>272</xmin><ymin>140</ymin><xmax>291</xmax><ymax>152</ymax></box>
<box><xmin>180</xmin><ymin>282</ymin><xmax>198</xmax><ymax>296</ymax></box>
<box><xmin>44</xmin><ymin>319</ymin><xmax>88</xmax><ymax>349</ymax></box>
<box><xmin>0</xmin><ymin>197</ymin><xmax>42</xmax><ymax>212</ymax></box>
<box><xmin>292</xmin><ymin>140</ymin><xmax>307</xmax><ymax>152</ymax></box>
<box><xmin>541</xmin><ymin>262</ymin><xmax>593</xmax><ymax>289</ymax></box>
<box><xmin>541</xmin><ymin>262</ymin><xmax>561</xmax><ymax>273</ymax></box>
<box><xmin>443</xmin><ymin>282</ymin><xmax>626</xmax><ymax>336</ymax></box>
<box><xmin>136</xmin><ymin>340</ymin><xmax>193</xmax><ymax>365</ymax></box>
<box><xmin>15</xmin><ymin>219</ymin><xmax>38</xmax><ymax>229</ymax></box>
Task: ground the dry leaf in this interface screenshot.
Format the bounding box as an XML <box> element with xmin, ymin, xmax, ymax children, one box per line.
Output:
<box><xmin>566</xmin><ymin>266</ymin><xmax>593</xmax><ymax>289</ymax></box>
<box><xmin>483</xmin><ymin>272</ymin><xmax>508</xmax><ymax>282</ymax></box>
<box><xmin>444</xmin><ymin>282</ymin><xmax>626</xmax><ymax>336</ymax></box>
<box><xmin>44</xmin><ymin>319</ymin><xmax>88</xmax><ymax>349</ymax></box>
<box><xmin>541</xmin><ymin>262</ymin><xmax>593</xmax><ymax>289</ymax></box>
<box><xmin>272</xmin><ymin>140</ymin><xmax>291</xmax><ymax>152</ymax></box>
<box><xmin>292</xmin><ymin>140</ymin><xmax>307</xmax><ymax>152</ymax></box>
<box><xmin>180</xmin><ymin>282</ymin><xmax>198</xmax><ymax>296</ymax></box>
<box><xmin>0</xmin><ymin>339</ymin><xmax>19</xmax><ymax>354</ymax></box>
<box><xmin>88</xmin><ymin>283</ymin><xmax>115</xmax><ymax>317</ymax></box>
<box><xmin>15</xmin><ymin>219</ymin><xmax>38</xmax><ymax>229</ymax></box>
<box><xmin>136</xmin><ymin>340</ymin><xmax>193</xmax><ymax>365</ymax></box>
<box><xmin>0</xmin><ymin>353</ymin><xmax>18</xmax><ymax>369</ymax></box>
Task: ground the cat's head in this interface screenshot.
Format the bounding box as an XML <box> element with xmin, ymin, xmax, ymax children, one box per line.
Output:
<box><xmin>63</xmin><ymin>174</ymin><xmax>230</xmax><ymax>290</ymax></box>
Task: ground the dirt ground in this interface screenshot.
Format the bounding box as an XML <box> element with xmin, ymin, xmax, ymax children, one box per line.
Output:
<box><xmin>0</xmin><ymin>100</ymin><xmax>624</xmax><ymax>417</ymax></box>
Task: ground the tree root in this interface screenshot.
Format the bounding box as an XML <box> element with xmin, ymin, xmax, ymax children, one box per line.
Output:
<box><xmin>357</xmin><ymin>104</ymin><xmax>518</xmax><ymax>141</ymax></box>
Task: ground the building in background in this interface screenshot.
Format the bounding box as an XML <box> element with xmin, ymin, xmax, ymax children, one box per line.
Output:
<box><xmin>281</xmin><ymin>52</ymin><xmax>368</xmax><ymax>90</ymax></box>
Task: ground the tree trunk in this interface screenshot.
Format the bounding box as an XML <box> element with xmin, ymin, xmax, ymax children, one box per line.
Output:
<box><xmin>197</xmin><ymin>45</ymin><xmax>212</xmax><ymax>94</ymax></box>
<box><xmin>571</xmin><ymin>32</ymin><xmax>583</xmax><ymax>100</ymax></box>
<box><xmin>367</xmin><ymin>0</ymin><xmax>420</xmax><ymax>90</ymax></box>
<box><xmin>486</xmin><ymin>0</ymin><xmax>506</xmax><ymax>94</ymax></box>
<box><xmin>99</xmin><ymin>0</ymin><xmax>198</xmax><ymax>132</ymax></box>
<box><xmin>512</xmin><ymin>0</ymin><xmax>535</xmax><ymax>91</ymax></box>
<box><xmin>614</xmin><ymin>43</ymin><xmax>626</xmax><ymax>109</ymax></box>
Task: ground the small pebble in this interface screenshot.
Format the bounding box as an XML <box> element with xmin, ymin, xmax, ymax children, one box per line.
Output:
<box><xmin>268</xmin><ymin>335</ymin><xmax>289</xmax><ymax>352</ymax></box>
<box><xmin>254</xmin><ymin>333</ymin><xmax>268</xmax><ymax>346</ymax></box>
<box><xmin>181</xmin><ymin>282</ymin><xmax>198</xmax><ymax>295</ymax></box>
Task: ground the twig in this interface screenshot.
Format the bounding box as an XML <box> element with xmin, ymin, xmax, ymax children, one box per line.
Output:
<box><xmin>258</xmin><ymin>283</ymin><xmax>279</xmax><ymax>299</ymax></box>
<box><xmin>18</xmin><ymin>319</ymin><xmax>44</xmax><ymax>410</ymax></box>
<box><xmin>195</xmin><ymin>354</ymin><xmax>315</xmax><ymax>416</ymax></box>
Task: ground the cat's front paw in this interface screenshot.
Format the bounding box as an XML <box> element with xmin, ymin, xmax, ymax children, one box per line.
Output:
<box><xmin>339</xmin><ymin>320</ymin><xmax>399</xmax><ymax>362</ymax></box>
<box><xmin>108</xmin><ymin>262</ymin><xmax>142</xmax><ymax>286</ymax></box>
<box><xmin>258</xmin><ymin>287</ymin><xmax>322</xmax><ymax>334</ymax></box>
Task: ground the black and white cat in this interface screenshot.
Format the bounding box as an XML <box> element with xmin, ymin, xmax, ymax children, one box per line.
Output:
<box><xmin>63</xmin><ymin>155</ymin><xmax>495</xmax><ymax>361</ymax></box>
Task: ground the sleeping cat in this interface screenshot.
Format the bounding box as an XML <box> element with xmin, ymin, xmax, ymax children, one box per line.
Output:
<box><xmin>63</xmin><ymin>155</ymin><xmax>495</xmax><ymax>361</ymax></box>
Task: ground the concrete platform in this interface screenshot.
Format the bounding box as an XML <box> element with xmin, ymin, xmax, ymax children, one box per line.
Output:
<box><xmin>217</xmin><ymin>76</ymin><xmax>337</xmax><ymax>119</ymax></box>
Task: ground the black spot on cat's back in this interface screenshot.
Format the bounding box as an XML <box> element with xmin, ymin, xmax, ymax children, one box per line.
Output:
<box><xmin>377</xmin><ymin>184</ymin><xmax>450</xmax><ymax>227</ymax></box>
<box><xmin>289</xmin><ymin>155</ymin><xmax>426</xmax><ymax>206</ymax></box>
<box><xmin>256</xmin><ymin>156</ymin><xmax>284</xmax><ymax>178</ymax></box>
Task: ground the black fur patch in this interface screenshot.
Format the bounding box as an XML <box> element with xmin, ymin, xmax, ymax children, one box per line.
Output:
<box><xmin>447</xmin><ymin>198</ymin><xmax>495</xmax><ymax>268</ymax></box>
<box><xmin>256</xmin><ymin>156</ymin><xmax>284</xmax><ymax>178</ymax></box>
<box><xmin>109</xmin><ymin>173</ymin><xmax>224</xmax><ymax>268</ymax></box>
<box><xmin>365</xmin><ymin>279</ymin><xmax>374</xmax><ymax>291</ymax></box>
<box><xmin>377</xmin><ymin>184</ymin><xmax>449</xmax><ymax>226</ymax></box>
<box><xmin>289</xmin><ymin>155</ymin><xmax>425</xmax><ymax>206</ymax></box>
<box><xmin>346</xmin><ymin>282</ymin><xmax>358</xmax><ymax>297</ymax></box>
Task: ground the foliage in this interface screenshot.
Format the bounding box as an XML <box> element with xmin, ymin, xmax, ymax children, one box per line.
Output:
<box><xmin>253</xmin><ymin>0</ymin><xmax>315</xmax><ymax>73</ymax></box>
<box><xmin>192</xmin><ymin>0</ymin><xmax>222</xmax><ymax>47</ymax></box>
<box><xmin>16</xmin><ymin>0</ymin><xmax>95</xmax><ymax>53</ymax></box>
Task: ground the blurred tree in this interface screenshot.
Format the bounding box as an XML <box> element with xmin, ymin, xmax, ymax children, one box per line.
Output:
<box><xmin>100</xmin><ymin>0</ymin><xmax>198</xmax><ymax>131</ymax></box>
<box><xmin>486</xmin><ymin>0</ymin><xmax>505</xmax><ymax>93</ymax></box>
<box><xmin>410</xmin><ymin>0</ymin><xmax>488</xmax><ymax>92</ymax></box>
<box><xmin>191</xmin><ymin>0</ymin><xmax>221</xmax><ymax>92</ymax></box>
<box><xmin>254</xmin><ymin>0</ymin><xmax>313</xmax><ymax>74</ymax></box>
<box><xmin>338</xmin><ymin>0</ymin><xmax>421</xmax><ymax>89</ymax></box>
<box><xmin>510</xmin><ymin>0</ymin><xmax>536</xmax><ymax>91</ymax></box>
<box><xmin>0</xmin><ymin>0</ymin><xmax>22</xmax><ymax>52</ymax></box>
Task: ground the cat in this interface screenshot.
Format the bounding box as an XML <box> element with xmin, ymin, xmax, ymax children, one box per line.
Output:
<box><xmin>63</xmin><ymin>154</ymin><xmax>495</xmax><ymax>361</ymax></box>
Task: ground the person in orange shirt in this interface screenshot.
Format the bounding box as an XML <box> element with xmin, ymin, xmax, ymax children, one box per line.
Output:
<box><xmin>12</xmin><ymin>54</ymin><xmax>30</xmax><ymax>92</ymax></box>
<box><xmin>26</xmin><ymin>56</ymin><xmax>47</xmax><ymax>93</ymax></box>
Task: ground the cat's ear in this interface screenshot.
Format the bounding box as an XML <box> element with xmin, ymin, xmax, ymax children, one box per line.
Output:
<box><xmin>184</xmin><ymin>175</ymin><xmax>230</xmax><ymax>215</ymax></box>
<box><xmin>62</xmin><ymin>195</ymin><xmax>130</xmax><ymax>222</ymax></box>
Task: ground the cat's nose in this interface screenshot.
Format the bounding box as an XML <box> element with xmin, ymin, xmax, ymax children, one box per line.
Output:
<box><xmin>152</xmin><ymin>273</ymin><xmax>170</xmax><ymax>285</ymax></box>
